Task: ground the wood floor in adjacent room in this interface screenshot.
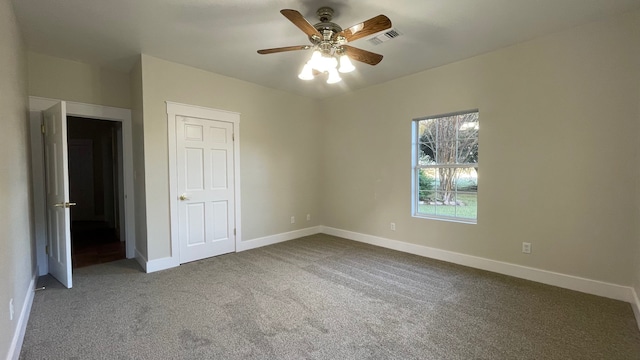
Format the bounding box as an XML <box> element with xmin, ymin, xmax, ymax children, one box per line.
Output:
<box><xmin>20</xmin><ymin>234</ymin><xmax>640</xmax><ymax>359</ymax></box>
<box><xmin>71</xmin><ymin>221</ymin><xmax>125</xmax><ymax>268</ymax></box>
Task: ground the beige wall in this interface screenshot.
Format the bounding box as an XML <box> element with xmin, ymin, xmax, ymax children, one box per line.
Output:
<box><xmin>27</xmin><ymin>52</ymin><xmax>131</xmax><ymax>109</ymax></box>
<box><xmin>320</xmin><ymin>10</ymin><xmax>640</xmax><ymax>286</ymax></box>
<box><xmin>140</xmin><ymin>55</ymin><xmax>322</xmax><ymax>260</ymax></box>
<box><xmin>635</xmin><ymin>20</ymin><xmax>640</xmax><ymax>298</ymax></box>
<box><xmin>0</xmin><ymin>0</ymin><xmax>34</xmax><ymax>358</ymax></box>
<box><xmin>130</xmin><ymin>57</ymin><xmax>148</xmax><ymax>259</ymax></box>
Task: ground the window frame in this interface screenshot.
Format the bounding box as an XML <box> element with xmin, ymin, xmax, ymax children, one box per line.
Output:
<box><xmin>411</xmin><ymin>109</ymin><xmax>479</xmax><ymax>224</ymax></box>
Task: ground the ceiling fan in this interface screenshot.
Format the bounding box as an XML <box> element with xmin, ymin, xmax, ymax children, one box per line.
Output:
<box><xmin>257</xmin><ymin>7</ymin><xmax>392</xmax><ymax>84</ymax></box>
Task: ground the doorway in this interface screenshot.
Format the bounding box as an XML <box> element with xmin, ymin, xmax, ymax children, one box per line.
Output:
<box><xmin>29</xmin><ymin>97</ymin><xmax>136</xmax><ymax>287</ymax></box>
<box><xmin>67</xmin><ymin>117</ymin><xmax>125</xmax><ymax>268</ymax></box>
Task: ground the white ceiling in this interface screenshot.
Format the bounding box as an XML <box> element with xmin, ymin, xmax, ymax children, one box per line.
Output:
<box><xmin>11</xmin><ymin>0</ymin><xmax>640</xmax><ymax>98</ymax></box>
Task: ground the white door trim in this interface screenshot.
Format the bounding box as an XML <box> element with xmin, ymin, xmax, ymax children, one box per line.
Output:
<box><xmin>29</xmin><ymin>96</ymin><xmax>136</xmax><ymax>275</ymax></box>
<box><xmin>166</xmin><ymin>101</ymin><xmax>241</xmax><ymax>266</ymax></box>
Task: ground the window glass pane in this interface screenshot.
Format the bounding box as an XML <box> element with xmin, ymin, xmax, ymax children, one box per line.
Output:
<box><xmin>457</xmin><ymin>138</ymin><xmax>478</xmax><ymax>164</ymax></box>
<box><xmin>418</xmin><ymin>169</ymin><xmax>436</xmax><ymax>202</ymax></box>
<box><xmin>454</xmin><ymin>192</ymin><xmax>477</xmax><ymax>219</ymax></box>
<box><xmin>455</xmin><ymin>168</ymin><xmax>478</xmax><ymax>192</ymax></box>
<box><xmin>436</xmin><ymin>122</ymin><xmax>457</xmax><ymax>150</ymax></box>
<box><xmin>436</xmin><ymin>141</ymin><xmax>457</xmax><ymax>164</ymax></box>
<box><xmin>458</xmin><ymin>114</ymin><xmax>478</xmax><ymax>135</ymax></box>
<box><xmin>457</xmin><ymin>113</ymin><xmax>478</xmax><ymax>164</ymax></box>
<box><xmin>419</xmin><ymin>119</ymin><xmax>436</xmax><ymax>137</ymax></box>
<box><xmin>434</xmin><ymin>191</ymin><xmax>452</xmax><ymax>216</ymax></box>
<box><xmin>418</xmin><ymin>142</ymin><xmax>436</xmax><ymax>165</ymax></box>
<box><xmin>435</xmin><ymin>168</ymin><xmax>458</xmax><ymax>197</ymax></box>
<box><xmin>458</xmin><ymin>113</ymin><xmax>479</xmax><ymax>132</ymax></box>
<box><xmin>418</xmin><ymin>119</ymin><xmax>438</xmax><ymax>164</ymax></box>
<box><xmin>417</xmin><ymin>202</ymin><xmax>436</xmax><ymax>216</ymax></box>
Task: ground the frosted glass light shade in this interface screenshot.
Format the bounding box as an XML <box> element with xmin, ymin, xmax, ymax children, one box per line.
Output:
<box><xmin>299</xmin><ymin>49</ymin><xmax>345</xmax><ymax>84</ymax></box>
<box><xmin>326</xmin><ymin>68</ymin><xmax>342</xmax><ymax>84</ymax></box>
<box><xmin>338</xmin><ymin>55</ymin><xmax>355</xmax><ymax>73</ymax></box>
<box><xmin>298</xmin><ymin>64</ymin><xmax>314</xmax><ymax>80</ymax></box>
<box><xmin>307</xmin><ymin>51</ymin><xmax>323</xmax><ymax>71</ymax></box>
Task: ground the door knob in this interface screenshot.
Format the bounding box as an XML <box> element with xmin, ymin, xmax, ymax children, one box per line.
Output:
<box><xmin>54</xmin><ymin>202</ymin><xmax>77</xmax><ymax>208</ymax></box>
<box><xmin>179</xmin><ymin>194</ymin><xmax>190</xmax><ymax>201</ymax></box>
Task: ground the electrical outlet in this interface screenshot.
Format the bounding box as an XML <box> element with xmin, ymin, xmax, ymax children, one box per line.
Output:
<box><xmin>390</xmin><ymin>222</ymin><xmax>396</xmax><ymax>231</ymax></box>
<box><xmin>522</xmin><ymin>242</ymin><xmax>531</xmax><ymax>254</ymax></box>
<box><xmin>9</xmin><ymin>298</ymin><xmax>14</xmax><ymax>321</ymax></box>
<box><xmin>306</xmin><ymin>214</ymin><xmax>311</xmax><ymax>221</ymax></box>
<box><xmin>290</xmin><ymin>216</ymin><xmax>295</xmax><ymax>224</ymax></box>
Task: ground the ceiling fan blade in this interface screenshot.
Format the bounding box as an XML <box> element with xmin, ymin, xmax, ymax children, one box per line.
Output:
<box><xmin>336</xmin><ymin>15</ymin><xmax>392</xmax><ymax>43</ymax></box>
<box><xmin>257</xmin><ymin>45</ymin><xmax>311</xmax><ymax>55</ymax></box>
<box><xmin>280</xmin><ymin>9</ymin><xmax>322</xmax><ymax>38</ymax></box>
<box><xmin>343</xmin><ymin>45</ymin><xmax>384</xmax><ymax>66</ymax></box>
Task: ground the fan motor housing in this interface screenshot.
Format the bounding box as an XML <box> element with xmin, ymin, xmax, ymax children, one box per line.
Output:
<box><xmin>310</xmin><ymin>7</ymin><xmax>342</xmax><ymax>42</ymax></box>
<box><xmin>311</xmin><ymin>23</ymin><xmax>342</xmax><ymax>43</ymax></box>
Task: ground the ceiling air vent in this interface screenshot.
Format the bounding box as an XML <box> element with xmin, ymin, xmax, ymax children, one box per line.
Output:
<box><xmin>367</xmin><ymin>28</ymin><xmax>402</xmax><ymax>46</ymax></box>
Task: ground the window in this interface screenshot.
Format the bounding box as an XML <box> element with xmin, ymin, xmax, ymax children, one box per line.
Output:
<box><xmin>412</xmin><ymin>110</ymin><xmax>479</xmax><ymax>223</ymax></box>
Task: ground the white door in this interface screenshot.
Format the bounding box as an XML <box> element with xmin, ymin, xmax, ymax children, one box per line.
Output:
<box><xmin>43</xmin><ymin>101</ymin><xmax>73</xmax><ymax>288</ymax></box>
<box><xmin>177</xmin><ymin>116</ymin><xmax>235</xmax><ymax>263</ymax></box>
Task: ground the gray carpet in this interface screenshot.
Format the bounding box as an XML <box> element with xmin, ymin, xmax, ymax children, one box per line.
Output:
<box><xmin>20</xmin><ymin>234</ymin><xmax>640</xmax><ymax>359</ymax></box>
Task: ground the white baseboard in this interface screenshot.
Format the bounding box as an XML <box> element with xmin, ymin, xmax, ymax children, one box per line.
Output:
<box><xmin>631</xmin><ymin>287</ymin><xmax>640</xmax><ymax>330</ymax></box>
<box><xmin>145</xmin><ymin>257</ymin><xmax>179</xmax><ymax>273</ymax></box>
<box><xmin>135</xmin><ymin>249</ymin><xmax>148</xmax><ymax>272</ymax></box>
<box><xmin>237</xmin><ymin>226</ymin><xmax>322</xmax><ymax>252</ymax></box>
<box><xmin>7</xmin><ymin>273</ymin><xmax>36</xmax><ymax>360</ymax></box>
<box><xmin>320</xmin><ymin>226</ymin><xmax>634</xmax><ymax>303</ymax></box>
<box><xmin>137</xmin><ymin>227</ymin><xmax>322</xmax><ymax>273</ymax></box>
<box><xmin>139</xmin><ymin>252</ymin><xmax>179</xmax><ymax>274</ymax></box>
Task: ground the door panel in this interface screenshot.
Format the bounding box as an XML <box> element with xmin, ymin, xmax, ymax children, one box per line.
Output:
<box><xmin>212</xmin><ymin>201</ymin><xmax>228</xmax><ymax>240</ymax></box>
<box><xmin>211</xmin><ymin>150</ymin><xmax>228</xmax><ymax>188</ymax></box>
<box><xmin>178</xmin><ymin>116</ymin><xmax>235</xmax><ymax>263</ymax></box>
<box><xmin>43</xmin><ymin>101</ymin><xmax>73</xmax><ymax>288</ymax></box>
<box><xmin>186</xmin><ymin>202</ymin><xmax>206</xmax><ymax>245</ymax></box>
<box><xmin>185</xmin><ymin>148</ymin><xmax>204</xmax><ymax>190</ymax></box>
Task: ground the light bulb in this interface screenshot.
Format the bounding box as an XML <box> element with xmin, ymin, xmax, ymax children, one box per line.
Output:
<box><xmin>307</xmin><ymin>51</ymin><xmax>322</xmax><ymax>70</ymax></box>
<box><xmin>326</xmin><ymin>68</ymin><xmax>342</xmax><ymax>84</ymax></box>
<box><xmin>329</xmin><ymin>56</ymin><xmax>338</xmax><ymax>69</ymax></box>
<box><xmin>298</xmin><ymin>64</ymin><xmax>314</xmax><ymax>80</ymax></box>
<box><xmin>317</xmin><ymin>55</ymin><xmax>330</xmax><ymax>72</ymax></box>
<box><xmin>339</xmin><ymin>54</ymin><xmax>355</xmax><ymax>73</ymax></box>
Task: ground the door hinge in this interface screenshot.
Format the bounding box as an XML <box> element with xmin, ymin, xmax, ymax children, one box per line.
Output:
<box><xmin>232</xmin><ymin>133</ymin><xmax>235</xmax><ymax>141</ymax></box>
<box><xmin>233</xmin><ymin>228</ymin><xmax>236</xmax><ymax>236</ymax></box>
<box><xmin>41</xmin><ymin>124</ymin><xmax>45</xmax><ymax>134</ymax></box>
<box><xmin>45</xmin><ymin>245</ymin><xmax>49</xmax><ymax>255</ymax></box>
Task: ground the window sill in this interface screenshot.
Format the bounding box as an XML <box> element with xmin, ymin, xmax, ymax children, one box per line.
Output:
<box><xmin>412</xmin><ymin>214</ymin><xmax>477</xmax><ymax>225</ymax></box>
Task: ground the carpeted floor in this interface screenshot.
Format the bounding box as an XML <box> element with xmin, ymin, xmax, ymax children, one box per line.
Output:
<box><xmin>20</xmin><ymin>234</ymin><xmax>640</xmax><ymax>359</ymax></box>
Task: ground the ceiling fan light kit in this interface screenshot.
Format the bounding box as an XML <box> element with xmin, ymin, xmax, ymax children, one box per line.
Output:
<box><xmin>298</xmin><ymin>49</ymin><xmax>351</xmax><ymax>83</ymax></box>
<box><xmin>258</xmin><ymin>7</ymin><xmax>392</xmax><ymax>84</ymax></box>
